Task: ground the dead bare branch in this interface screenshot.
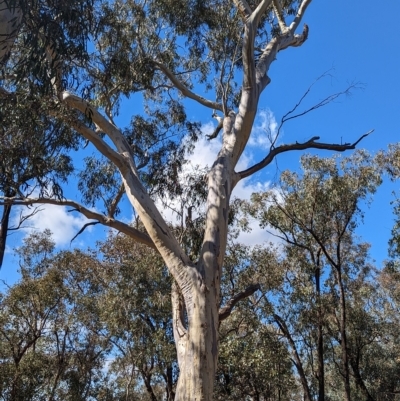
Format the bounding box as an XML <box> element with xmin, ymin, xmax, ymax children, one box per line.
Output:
<box><xmin>269</xmin><ymin>73</ymin><xmax>362</xmax><ymax>149</ymax></box>
<box><xmin>237</xmin><ymin>130</ymin><xmax>373</xmax><ymax>180</ymax></box>
<box><xmin>219</xmin><ymin>283</ymin><xmax>261</xmax><ymax>321</ymax></box>
<box><xmin>8</xmin><ymin>206</ymin><xmax>44</xmax><ymax>231</ymax></box>
<box><xmin>108</xmin><ymin>183</ymin><xmax>125</xmax><ymax>218</ymax></box>
<box><xmin>70</xmin><ymin>221</ymin><xmax>100</xmax><ymax>244</ymax></box>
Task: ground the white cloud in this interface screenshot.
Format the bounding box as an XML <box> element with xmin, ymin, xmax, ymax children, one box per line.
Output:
<box><xmin>186</xmin><ymin>122</ymin><xmax>222</xmax><ymax>169</ymax></box>
<box><xmin>232</xmin><ymin>174</ymin><xmax>281</xmax><ymax>247</ymax></box>
<box><xmin>12</xmin><ymin>203</ymin><xmax>93</xmax><ymax>247</ymax></box>
<box><xmin>155</xmin><ymin>115</ymin><xmax>281</xmax><ymax>247</ymax></box>
<box><xmin>154</xmin><ymin>122</ymin><xmax>223</xmax><ymax>225</ymax></box>
<box><xmin>248</xmin><ymin>109</ymin><xmax>280</xmax><ymax>149</ymax></box>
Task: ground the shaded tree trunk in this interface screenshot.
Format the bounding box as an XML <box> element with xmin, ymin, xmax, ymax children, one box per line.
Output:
<box><xmin>0</xmin><ymin>202</ymin><xmax>12</xmax><ymax>268</ymax></box>
<box><xmin>273</xmin><ymin>314</ymin><xmax>312</xmax><ymax>401</ymax></box>
<box><xmin>349</xmin><ymin>353</ymin><xmax>375</xmax><ymax>401</ymax></box>
<box><xmin>165</xmin><ymin>365</ymin><xmax>175</xmax><ymax>401</ymax></box>
<box><xmin>0</xmin><ymin>190</ymin><xmax>16</xmax><ymax>268</ymax></box>
<box><xmin>315</xmin><ymin>267</ymin><xmax>325</xmax><ymax>401</ymax></box>
<box><xmin>143</xmin><ymin>373</ymin><xmax>158</xmax><ymax>401</ymax></box>
<box><xmin>336</xmin><ymin>267</ymin><xmax>351</xmax><ymax>401</ymax></box>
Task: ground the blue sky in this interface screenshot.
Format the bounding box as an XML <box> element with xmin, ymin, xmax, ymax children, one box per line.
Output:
<box><xmin>1</xmin><ymin>0</ymin><xmax>399</xmax><ymax>284</ymax></box>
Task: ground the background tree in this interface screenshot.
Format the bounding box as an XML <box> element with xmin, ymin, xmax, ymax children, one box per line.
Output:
<box><xmin>0</xmin><ymin>95</ymin><xmax>80</xmax><ymax>268</ymax></box>
<box><xmin>0</xmin><ymin>0</ymin><xmax>97</xmax><ymax>268</ymax></box>
<box><xmin>0</xmin><ymin>230</ymin><xmax>295</xmax><ymax>400</ymax></box>
<box><xmin>247</xmin><ymin>152</ymin><xmax>383</xmax><ymax>400</ymax></box>
<box><xmin>0</xmin><ymin>231</ymin><xmax>109</xmax><ymax>401</ymax></box>
<box><xmin>215</xmin><ymin>242</ymin><xmax>297</xmax><ymax>401</ymax></box>
<box><xmin>2</xmin><ymin>209</ymin><xmax>400</xmax><ymax>400</ymax></box>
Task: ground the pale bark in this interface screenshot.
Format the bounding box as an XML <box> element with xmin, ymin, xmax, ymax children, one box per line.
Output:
<box><xmin>273</xmin><ymin>0</ymin><xmax>288</xmax><ymax>34</ymax></box>
<box><xmin>174</xmin><ymin>287</ymin><xmax>219</xmax><ymax>400</ymax></box>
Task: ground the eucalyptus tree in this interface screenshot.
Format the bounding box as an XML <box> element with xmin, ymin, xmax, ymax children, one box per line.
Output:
<box><xmin>0</xmin><ymin>231</ymin><xmax>110</xmax><ymax>401</ymax></box>
<box><xmin>91</xmin><ymin>233</ymin><xmax>178</xmax><ymax>401</ymax></box>
<box><xmin>248</xmin><ymin>151</ymin><xmax>382</xmax><ymax>401</ymax></box>
<box><xmin>0</xmin><ymin>95</ymin><xmax>81</xmax><ymax>268</ymax></box>
<box><xmin>0</xmin><ymin>0</ymin><xmax>372</xmax><ymax>399</ymax></box>
<box><xmin>215</xmin><ymin>242</ymin><xmax>296</xmax><ymax>401</ymax></box>
<box><xmin>374</xmin><ymin>266</ymin><xmax>400</xmax><ymax>400</ymax></box>
<box><xmin>0</xmin><ymin>0</ymin><xmax>96</xmax><ymax>268</ymax></box>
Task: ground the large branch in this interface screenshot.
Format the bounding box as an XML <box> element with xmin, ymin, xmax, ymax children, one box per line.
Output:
<box><xmin>154</xmin><ymin>61</ymin><xmax>223</xmax><ymax>112</ymax></box>
<box><xmin>249</xmin><ymin>0</ymin><xmax>273</xmax><ymax>27</ymax></box>
<box><xmin>241</xmin><ymin>22</ymin><xmax>256</xmax><ymax>94</ymax></box>
<box><xmin>63</xmin><ymin>92</ymin><xmax>195</xmax><ymax>307</ymax></box>
<box><xmin>256</xmin><ymin>24</ymin><xmax>309</xmax><ymax>89</ymax></box>
<box><xmin>255</xmin><ymin>0</ymin><xmax>312</xmax><ymax>90</ymax></box>
<box><xmin>240</xmin><ymin>0</ymin><xmax>273</xmax><ymax>107</ymax></box>
<box><xmin>62</xmin><ymin>92</ymin><xmax>137</xmax><ymax>164</ymax></box>
<box><xmin>219</xmin><ymin>283</ymin><xmax>260</xmax><ymax>321</ymax></box>
<box><xmin>237</xmin><ymin>130</ymin><xmax>373</xmax><ymax>180</ymax></box>
<box><xmin>62</xmin><ymin>89</ymin><xmax>199</xmax><ymax>322</ymax></box>
<box><xmin>232</xmin><ymin>0</ymin><xmax>251</xmax><ymax>21</ymax></box>
<box><xmin>66</xmin><ymin>115</ymin><xmax>126</xmax><ymax>169</ymax></box>
<box><xmin>272</xmin><ymin>0</ymin><xmax>288</xmax><ymax>34</ymax></box>
<box><xmin>289</xmin><ymin>0</ymin><xmax>313</xmax><ymax>32</ymax></box>
<box><xmin>0</xmin><ymin>196</ymin><xmax>156</xmax><ymax>249</ymax></box>
<box><xmin>241</xmin><ymin>0</ymin><xmax>274</xmax><ymax>92</ymax></box>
